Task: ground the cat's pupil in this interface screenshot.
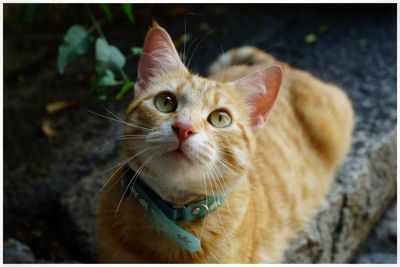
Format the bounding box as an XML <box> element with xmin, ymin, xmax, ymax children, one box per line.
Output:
<box><xmin>219</xmin><ymin>115</ymin><xmax>222</xmax><ymax>122</ymax></box>
<box><xmin>164</xmin><ymin>97</ymin><xmax>169</xmax><ymax>106</ymax></box>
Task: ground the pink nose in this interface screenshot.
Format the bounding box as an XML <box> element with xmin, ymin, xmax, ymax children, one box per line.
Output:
<box><xmin>172</xmin><ymin>122</ymin><xmax>197</xmax><ymax>142</ymax></box>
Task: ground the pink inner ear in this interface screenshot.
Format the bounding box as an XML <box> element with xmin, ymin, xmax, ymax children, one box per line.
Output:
<box><xmin>135</xmin><ymin>24</ymin><xmax>186</xmax><ymax>93</ymax></box>
<box><xmin>232</xmin><ymin>65</ymin><xmax>282</xmax><ymax>130</ymax></box>
<box><xmin>251</xmin><ymin>66</ymin><xmax>282</xmax><ymax>125</ymax></box>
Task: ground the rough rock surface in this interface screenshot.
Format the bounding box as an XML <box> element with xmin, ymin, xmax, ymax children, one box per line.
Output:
<box><xmin>4</xmin><ymin>239</ymin><xmax>35</xmax><ymax>263</ymax></box>
<box><xmin>283</xmin><ymin>130</ymin><xmax>396</xmax><ymax>263</ymax></box>
<box><xmin>60</xmin><ymin>155</ymin><xmax>123</xmax><ymax>259</ymax></box>
<box><xmin>356</xmin><ymin>253</ymin><xmax>397</xmax><ymax>264</ymax></box>
<box><xmin>354</xmin><ymin>201</ymin><xmax>397</xmax><ymax>263</ymax></box>
<box><xmin>3</xmin><ymin>238</ymin><xmax>81</xmax><ymax>263</ymax></box>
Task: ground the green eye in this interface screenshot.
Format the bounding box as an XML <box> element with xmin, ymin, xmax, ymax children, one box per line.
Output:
<box><xmin>208</xmin><ymin>110</ymin><xmax>232</xmax><ymax>128</ymax></box>
<box><xmin>154</xmin><ymin>92</ymin><xmax>177</xmax><ymax>113</ymax></box>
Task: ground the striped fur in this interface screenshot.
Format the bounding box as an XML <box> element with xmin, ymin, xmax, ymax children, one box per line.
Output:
<box><xmin>97</xmin><ymin>24</ymin><xmax>354</xmax><ymax>263</ymax></box>
<box><xmin>208</xmin><ymin>46</ymin><xmax>276</xmax><ymax>75</ymax></box>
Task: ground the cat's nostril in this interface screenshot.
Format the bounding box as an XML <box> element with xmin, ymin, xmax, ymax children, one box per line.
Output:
<box><xmin>172</xmin><ymin>122</ymin><xmax>197</xmax><ymax>141</ymax></box>
<box><xmin>172</xmin><ymin>125</ymin><xmax>180</xmax><ymax>134</ymax></box>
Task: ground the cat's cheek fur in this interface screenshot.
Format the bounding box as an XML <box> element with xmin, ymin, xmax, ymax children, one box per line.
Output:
<box><xmin>229</xmin><ymin>146</ymin><xmax>249</xmax><ymax>168</ymax></box>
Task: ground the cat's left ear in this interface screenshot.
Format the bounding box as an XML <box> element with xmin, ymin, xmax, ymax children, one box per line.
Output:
<box><xmin>135</xmin><ymin>22</ymin><xmax>187</xmax><ymax>95</ymax></box>
<box><xmin>231</xmin><ymin>65</ymin><xmax>283</xmax><ymax>131</ymax></box>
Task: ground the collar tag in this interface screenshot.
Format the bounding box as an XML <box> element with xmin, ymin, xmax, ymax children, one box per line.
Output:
<box><xmin>131</xmin><ymin>183</ymin><xmax>201</xmax><ymax>252</ymax></box>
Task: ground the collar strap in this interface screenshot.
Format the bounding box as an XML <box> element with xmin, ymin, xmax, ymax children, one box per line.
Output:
<box><xmin>121</xmin><ymin>167</ymin><xmax>226</xmax><ymax>252</ymax></box>
<box><xmin>122</xmin><ymin>167</ymin><xmax>225</xmax><ymax>222</ymax></box>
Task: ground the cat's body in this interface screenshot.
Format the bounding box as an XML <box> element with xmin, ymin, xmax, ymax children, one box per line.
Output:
<box><xmin>97</xmin><ymin>24</ymin><xmax>354</xmax><ymax>263</ymax></box>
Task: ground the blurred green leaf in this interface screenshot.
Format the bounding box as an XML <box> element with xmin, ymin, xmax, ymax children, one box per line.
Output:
<box><xmin>179</xmin><ymin>33</ymin><xmax>191</xmax><ymax>44</ymax></box>
<box><xmin>131</xmin><ymin>47</ymin><xmax>143</xmax><ymax>56</ymax></box>
<box><xmin>18</xmin><ymin>4</ymin><xmax>46</xmax><ymax>24</ymax></box>
<box><xmin>95</xmin><ymin>38</ymin><xmax>126</xmax><ymax>75</ymax></box>
<box><xmin>121</xmin><ymin>4</ymin><xmax>135</xmax><ymax>23</ymax></box>
<box><xmin>116</xmin><ymin>81</ymin><xmax>135</xmax><ymax>100</ymax></box>
<box><xmin>99</xmin><ymin>4</ymin><xmax>113</xmax><ymax>22</ymax></box>
<box><xmin>91</xmin><ymin>70</ymin><xmax>124</xmax><ymax>100</ymax></box>
<box><xmin>58</xmin><ymin>25</ymin><xmax>94</xmax><ymax>74</ymax></box>
<box><xmin>97</xmin><ymin>70</ymin><xmax>123</xmax><ymax>86</ymax></box>
<box><xmin>304</xmin><ymin>33</ymin><xmax>317</xmax><ymax>44</ymax></box>
<box><xmin>359</xmin><ymin>38</ymin><xmax>368</xmax><ymax>47</ymax></box>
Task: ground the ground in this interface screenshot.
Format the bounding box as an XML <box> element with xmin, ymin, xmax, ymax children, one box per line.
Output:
<box><xmin>3</xmin><ymin>4</ymin><xmax>396</xmax><ymax>263</ymax></box>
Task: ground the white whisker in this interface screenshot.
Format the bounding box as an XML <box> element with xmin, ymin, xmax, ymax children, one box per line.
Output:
<box><xmin>99</xmin><ymin>147</ymin><xmax>153</xmax><ymax>194</ymax></box>
<box><xmin>211</xmin><ymin>164</ymin><xmax>233</xmax><ymax>218</ymax></box>
<box><xmin>215</xmin><ymin>156</ymin><xmax>261</xmax><ymax>194</ymax></box>
<box><xmin>114</xmin><ymin>156</ymin><xmax>153</xmax><ymax>217</ymax></box>
<box><xmin>95</xmin><ymin>134</ymin><xmax>150</xmax><ymax>150</ymax></box>
<box><xmin>187</xmin><ymin>32</ymin><xmax>209</xmax><ymax>69</ymax></box>
<box><xmin>88</xmin><ymin>109</ymin><xmax>153</xmax><ymax>132</ymax></box>
<box><xmin>102</xmin><ymin>147</ymin><xmax>152</xmax><ymax>174</ymax></box>
<box><xmin>199</xmin><ymin>168</ymin><xmax>209</xmax><ymax>241</ymax></box>
<box><xmin>204</xmin><ymin>165</ymin><xmax>228</xmax><ymax>238</ymax></box>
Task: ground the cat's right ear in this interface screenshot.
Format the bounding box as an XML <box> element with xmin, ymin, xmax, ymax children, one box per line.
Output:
<box><xmin>230</xmin><ymin>65</ymin><xmax>283</xmax><ymax>131</ymax></box>
<box><xmin>135</xmin><ymin>22</ymin><xmax>187</xmax><ymax>95</ymax></box>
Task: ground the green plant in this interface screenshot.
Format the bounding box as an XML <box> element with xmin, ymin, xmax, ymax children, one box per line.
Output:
<box><xmin>18</xmin><ymin>4</ymin><xmax>47</xmax><ymax>24</ymax></box>
<box><xmin>57</xmin><ymin>4</ymin><xmax>142</xmax><ymax>100</ymax></box>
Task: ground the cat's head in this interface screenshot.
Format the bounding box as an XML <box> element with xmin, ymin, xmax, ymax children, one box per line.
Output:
<box><xmin>123</xmin><ymin>22</ymin><xmax>282</xmax><ymax>204</ymax></box>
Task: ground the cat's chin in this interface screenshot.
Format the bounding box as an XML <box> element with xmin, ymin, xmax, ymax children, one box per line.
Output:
<box><xmin>164</xmin><ymin>148</ymin><xmax>193</xmax><ymax>165</ymax></box>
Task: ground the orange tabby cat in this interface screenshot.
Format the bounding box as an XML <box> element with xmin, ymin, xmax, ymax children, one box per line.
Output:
<box><xmin>97</xmin><ymin>22</ymin><xmax>354</xmax><ymax>263</ymax></box>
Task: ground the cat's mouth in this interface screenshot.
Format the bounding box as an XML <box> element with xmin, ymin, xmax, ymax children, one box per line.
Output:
<box><xmin>164</xmin><ymin>148</ymin><xmax>193</xmax><ymax>164</ymax></box>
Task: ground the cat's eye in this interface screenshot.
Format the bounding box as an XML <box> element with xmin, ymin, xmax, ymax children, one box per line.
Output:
<box><xmin>154</xmin><ymin>92</ymin><xmax>177</xmax><ymax>113</ymax></box>
<box><xmin>208</xmin><ymin>110</ymin><xmax>232</xmax><ymax>128</ymax></box>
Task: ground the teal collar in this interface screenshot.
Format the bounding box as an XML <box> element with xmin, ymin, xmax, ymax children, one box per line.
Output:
<box><xmin>122</xmin><ymin>167</ymin><xmax>225</xmax><ymax>252</ymax></box>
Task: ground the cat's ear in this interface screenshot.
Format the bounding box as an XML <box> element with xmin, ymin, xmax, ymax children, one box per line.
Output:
<box><xmin>135</xmin><ymin>21</ymin><xmax>187</xmax><ymax>94</ymax></box>
<box><xmin>231</xmin><ymin>65</ymin><xmax>283</xmax><ymax>131</ymax></box>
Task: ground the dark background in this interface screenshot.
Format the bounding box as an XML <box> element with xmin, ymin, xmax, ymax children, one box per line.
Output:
<box><xmin>3</xmin><ymin>4</ymin><xmax>396</xmax><ymax>263</ymax></box>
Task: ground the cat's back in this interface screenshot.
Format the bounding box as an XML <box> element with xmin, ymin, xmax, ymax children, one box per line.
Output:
<box><xmin>209</xmin><ymin>47</ymin><xmax>354</xmax><ymax>233</ymax></box>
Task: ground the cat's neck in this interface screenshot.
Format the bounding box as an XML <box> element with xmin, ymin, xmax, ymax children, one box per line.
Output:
<box><xmin>142</xmin><ymin>181</ymin><xmax>207</xmax><ymax>206</ymax></box>
<box><xmin>125</xmin><ymin>165</ymin><xmax>214</xmax><ymax>206</ymax></box>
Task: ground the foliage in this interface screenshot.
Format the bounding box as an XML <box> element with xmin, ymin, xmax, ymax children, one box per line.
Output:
<box><xmin>99</xmin><ymin>4</ymin><xmax>113</xmax><ymax>22</ymax></box>
<box><xmin>95</xmin><ymin>38</ymin><xmax>126</xmax><ymax>75</ymax></box>
<box><xmin>57</xmin><ymin>25</ymin><xmax>94</xmax><ymax>74</ymax></box>
<box><xmin>57</xmin><ymin>4</ymin><xmax>140</xmax><ymax>100</ymax></box>
<box><xmin>121</xmin><ymin>4</ymin><xmax>135</xmax><ymax>24</ymax></box>
<box><xmin>18</xmin><ymin>4</ymin><xmax>47</xmax><ymax>24</ymax></box>
<box><xmin>116</xmin><ymin>81</ymin><xmax>135</xmax><ymax>100</ymax></box>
